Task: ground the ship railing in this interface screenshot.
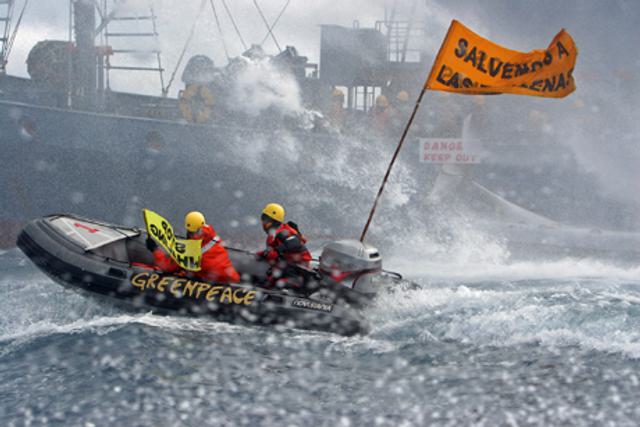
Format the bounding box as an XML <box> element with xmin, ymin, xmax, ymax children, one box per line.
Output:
<box><xmin>97</xmin><ymin>0</ymin><xmax>166</xmax><ymax>96</ymax></box>
<box><xmin>375</xmin><ymin>19</ymin><xmax>427</xmax><ymax>63</ymax></box>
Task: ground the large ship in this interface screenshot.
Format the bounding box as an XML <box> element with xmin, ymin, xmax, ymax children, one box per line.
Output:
<box><xmin>1</xmin><ymin>0</ymin><xmax>638</xmax><ymax>261</ymax></box>
<box><xmin>0</xmin><ymin>1</ymin><xmax>440</xmax><ymax>245</ymax></box>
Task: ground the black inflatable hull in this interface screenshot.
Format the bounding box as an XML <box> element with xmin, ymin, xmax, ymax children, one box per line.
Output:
<box><xmin>17</xmin><ymin>216</ymin><xmax>369</xmax><ymax>336</ymax></box>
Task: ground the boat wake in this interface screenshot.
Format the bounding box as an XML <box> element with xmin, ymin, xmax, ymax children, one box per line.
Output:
<box><xmin>367</xmin><ymin>253</ymin><xmax>640</xmax><ymax>358</ymax></box>
<box><xmin>2</xmin><ymin>247</ymin><xmax>640</xmax><ymax>359</ymax></box>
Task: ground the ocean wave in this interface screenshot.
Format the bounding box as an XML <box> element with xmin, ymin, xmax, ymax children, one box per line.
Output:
<box><xmin>367</xmin><ymin>279</ymin><xmax>640</xmax><ymax>358</ymax></box>
<box><xmin>388</xmin><ymin>254</ymin><xmax>640</xmax><ymax>283</ymax></box>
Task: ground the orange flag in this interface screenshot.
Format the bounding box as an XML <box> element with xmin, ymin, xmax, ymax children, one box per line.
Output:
<box><xmin>425</xmin><ymin>20</ymin><xmax>578</xmax><ymax>98</ymax></box>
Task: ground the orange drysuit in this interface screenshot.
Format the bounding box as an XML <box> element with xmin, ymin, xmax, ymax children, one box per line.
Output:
<box><xmin>153</xmin><ymin>224</ymin><xmax>240</xmax><ymax>283</ymax></box>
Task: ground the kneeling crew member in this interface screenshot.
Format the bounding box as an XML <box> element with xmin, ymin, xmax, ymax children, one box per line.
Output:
<box><xmin>258</xmin><ymin>203</ymin><xmax>312</xmax><ymax>267</ymax></box>
<box><xmin>149</xmin><ymin>211</ymin><xmax>240</xmax><ymax>283</ymax></box>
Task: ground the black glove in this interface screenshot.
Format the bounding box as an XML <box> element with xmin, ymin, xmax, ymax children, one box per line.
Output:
<box><xmin>146</xmin><ymin>236</ymin><xmax>157</xmax><ymax>252</ymax></box>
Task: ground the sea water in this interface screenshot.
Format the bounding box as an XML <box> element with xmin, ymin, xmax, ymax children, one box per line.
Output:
<box><xmin>1</xmin><ymin>248</ymin><xmax>640</xmax><ymax>426</ymax></box>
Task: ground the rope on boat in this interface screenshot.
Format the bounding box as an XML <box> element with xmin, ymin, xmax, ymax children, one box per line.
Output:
<box><xmin>260</xmin><ymin>0</ymin><xmax>290</xmax><ymax>47</ymax></box>
<box><xmin>209</xmin><ymin>0</ymin><xmax>230</xmax><ymax>60</ymax></box>
<box><xmin>220</xmin><ymin>0</ymin><xmax>247</xmax><ymax>51</ymax></box>
<box><xmin>252</xmin><ymin>0</ymin><xmax>281</xmax><ymax>52</ymax></box>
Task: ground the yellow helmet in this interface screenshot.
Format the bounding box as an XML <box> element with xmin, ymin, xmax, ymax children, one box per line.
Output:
<box><xmin>331</xmin><ymin>88</ymin><xmax>344</xmax><ymax>98</ymax></box>
<box><xmin>375</xmin><ymin>95</ymin><xmax>389</xmax><ymax>108</ymax></box>
<box><xmin>396</xmin><ymin>90</ymin><xmax>409</xmax><ymax>102</ymax></box>
<box><xmin>185</xmin><ymin>211</ymin><xmax>205</xmax><ymax>232</ymax></box>
<box><xmin>261</xmin><ymin>203</ymin><xmax>285</xmax><ymax>223</ymax></box>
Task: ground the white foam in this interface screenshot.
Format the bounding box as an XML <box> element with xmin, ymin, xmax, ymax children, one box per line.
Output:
<box><xmin>368</xmin><ymin>278</ymin><xmax>640</xmax><ymax>358</ymax></box>
<box><xmin>510</xmin><ymin>329</ymin><xmax>640</xmax><ymax>359</ymax></box>
<box><xmin>0</xmin><ymin>313</ymin><xmax>153</xmax><ymax>345</ymax></box>
<box><xmin>388</xmin><ymin>253</ymin><xmax>640</xmax><ymax>283</ymax></box>
<box><xmin>228</xmin><ymin>56</ymin><xmax>306</xmax><ymax>118</ymax></box>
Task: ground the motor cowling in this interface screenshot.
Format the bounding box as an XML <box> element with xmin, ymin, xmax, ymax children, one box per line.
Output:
<box><xmin>319</xmin><ymin>240</ymin><xmax>384</xmax><ymax>294</ymax></box>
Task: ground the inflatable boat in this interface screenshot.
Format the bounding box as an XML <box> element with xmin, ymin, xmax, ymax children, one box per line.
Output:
<box><xmin>17</xmin><ymin>214</ymin><xmax>402</xmax><ymax>335</ymax></box>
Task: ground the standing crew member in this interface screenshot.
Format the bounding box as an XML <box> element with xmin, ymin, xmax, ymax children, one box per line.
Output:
<box><xmin>371</xmin><ymin>94</ymin><xmax>394</xmax><ymax>136</ymax></box>
<box><xmin>148</xmin><ymin>211</ymin><xmax>240</xmax><ymax>283</ymax></box>
<box><xmin>327</xmin><ymin>88</ymin><xmax>346</xmax><ymax>130</ymax></box>
<box><xmin>258</xmin><ymin>202</ymin><xmax>312</xmax><ymax>272</ymax></box>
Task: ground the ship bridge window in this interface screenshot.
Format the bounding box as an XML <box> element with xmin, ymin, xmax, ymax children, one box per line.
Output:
<box><xmin>352</xmin><ymin>86</ymin><xmax>382</xmax><ymax>112</ymax></box>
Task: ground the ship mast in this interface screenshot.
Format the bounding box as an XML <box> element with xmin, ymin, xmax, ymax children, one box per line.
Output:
<box><xmin>73</xmin><ymin>0</ymin><xmax>97</xmax><ymax>109</ymax></box>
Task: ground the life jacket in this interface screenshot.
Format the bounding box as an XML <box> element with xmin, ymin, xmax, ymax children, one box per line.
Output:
<box><xmin>153</xmin><ymin>224</ymin><xmax>240</xmax><ymax>283</ymax></box>
<box><xmin>264</xmin><ymin>222</ymin><xmax>312</xmax><ymax>265</ymax></box>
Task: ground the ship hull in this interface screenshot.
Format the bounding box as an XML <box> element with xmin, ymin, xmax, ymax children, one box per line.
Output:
<box><xmin>0</xmin><ymin>99</ymin><xmax>396</xmax><ymax>247</ymax></box>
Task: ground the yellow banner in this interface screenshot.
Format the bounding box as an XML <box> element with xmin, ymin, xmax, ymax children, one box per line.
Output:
<box><xmin>425</xmin><ymin>20</ymin><xmax>578</xmax><ymax>98</ymax></box>
<box><xmin>143</xmin><ymin>209</ymin><xmax>202</xmax><ymax>272</ymax></box>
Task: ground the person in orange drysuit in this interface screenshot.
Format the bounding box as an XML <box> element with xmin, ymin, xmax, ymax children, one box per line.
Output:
<box><xmin>148</xmin><ymin>211</ymin><xmax>240</xmax><ymax>283</ymax></box>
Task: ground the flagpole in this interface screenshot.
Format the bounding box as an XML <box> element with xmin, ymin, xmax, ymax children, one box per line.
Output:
<box><xmin>359</xmin><ymin>85</ymin><xmax>428</xmax><ymax>242</ymax></box>
<box><xmin>359</xmin><ymin>20</ymin><xmax>456</xmax><ymax>243</ymax></box>
<box><xmin>359</xmin><ymin>19</ymin><xmax>577</xmax><ymax>242</ymax></box>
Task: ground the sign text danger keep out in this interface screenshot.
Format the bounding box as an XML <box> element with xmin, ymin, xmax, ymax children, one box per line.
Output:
<box><xmin>419</xmin><ymin>138</ymin><xmax>479</xmax><ymax>164</ymax></box>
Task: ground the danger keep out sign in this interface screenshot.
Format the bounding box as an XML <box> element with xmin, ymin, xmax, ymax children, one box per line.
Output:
<box><xmin>419</xmin><ymin>138</ymin><xmax>480</xmax><ymax>164</ymax></box>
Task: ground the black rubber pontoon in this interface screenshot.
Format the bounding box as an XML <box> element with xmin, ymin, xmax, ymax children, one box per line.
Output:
<box><xmin>17</xmin><ymin>214</ymin><xmax>369</xmax><ymax>336</ymax></box>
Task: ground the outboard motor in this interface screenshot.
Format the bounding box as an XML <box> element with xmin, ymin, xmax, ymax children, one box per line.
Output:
<box><xmin>319</xmin><ymin>240</ymin><xmax>384</xmax><ymax>295</ymax></box>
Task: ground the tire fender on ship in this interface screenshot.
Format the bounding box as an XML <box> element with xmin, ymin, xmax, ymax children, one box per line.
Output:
<box><xmin>179</xmin><ymin>84</ymin><xmax>214</xmax><ymax>124</ymax></box>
